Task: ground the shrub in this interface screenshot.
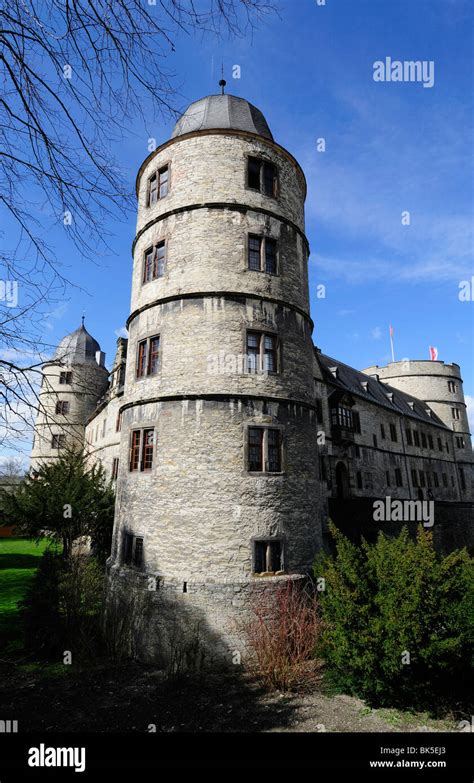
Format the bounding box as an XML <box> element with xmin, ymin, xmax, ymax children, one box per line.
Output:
<box><xmin>243</xmin><ymin>579</ymin><xmax>321</xmax><ymax>692</ymax></box>
<box><xmin>20</xmin><ymin>549</ymin><xmax>64</xmax><ymax>659</ymax></box>
<box><xmin>314</xmin><ymin>523</ymin><xmax>474</xmax><ymax>707</ymax></box>
<box><xmin>20</xmin><ymin>550</ymin><xmax>105</xmax><ymax>662</ymax></box>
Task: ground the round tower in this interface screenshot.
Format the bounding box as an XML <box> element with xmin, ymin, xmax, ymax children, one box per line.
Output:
<box><xmin>362</xmin><ymin>360</ymin><xmax>473</xmax><ymax>497</ymax></box>
<box><xmin>106</xmin><ymin>92</ymin><xmax>323</xmax><ymax>665</ymax></box>
<box><xmin>31</xmin><ymin>324</ymin><xmax>109</xmax><ymax>471</ymax></box>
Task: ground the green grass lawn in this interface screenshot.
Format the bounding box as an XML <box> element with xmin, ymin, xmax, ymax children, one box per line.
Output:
<box><xmin>0</xmin><ymin>537</ymin><xmax>57</xmax><ymax>656</ymax></box>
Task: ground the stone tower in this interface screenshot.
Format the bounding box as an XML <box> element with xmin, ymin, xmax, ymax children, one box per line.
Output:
<box><xmin>362</xmin><ymin>360</ymin><xmax>473</xmax><ymax>500</ymax></box>
<box><xmin>31</xmin><ymin>324</ymin><xmax>108</xmax><ymax>471</ymax></box>
<box><xmin>106</xmin><ymin>92</ymin><xmax>324</xmax><ymax>665</ymax></box>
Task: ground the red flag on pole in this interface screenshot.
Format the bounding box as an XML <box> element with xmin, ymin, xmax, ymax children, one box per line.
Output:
<box><xmin>429</xmin><ymin>346</ymin><xmax>438</xmax><ymax>361</ymax></box>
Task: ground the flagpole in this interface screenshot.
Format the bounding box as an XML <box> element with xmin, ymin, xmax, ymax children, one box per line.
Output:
<box><xmin>389</xmin><ymin>325</ymin><xmax>395</xmax><ymax>362</ymax></box>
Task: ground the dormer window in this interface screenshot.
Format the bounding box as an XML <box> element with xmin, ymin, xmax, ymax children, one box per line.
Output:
<box><xmin>247</xmin><ymin>157</ymin><xmax>278</xmax><ymax>197</ymax></box>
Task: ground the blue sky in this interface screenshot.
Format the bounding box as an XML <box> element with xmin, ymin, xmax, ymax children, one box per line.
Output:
<box><xmin>2</xmin><ymin>0</ymin><xmax>473</xmax><ymax>457</ymax></box>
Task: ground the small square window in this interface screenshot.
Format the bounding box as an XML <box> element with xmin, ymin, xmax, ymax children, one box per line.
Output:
<box><xmin>55</xmin><ymin>401</ymin><xmax>70</xmax><ymax>415</ymax></box>
<box><xmin>247</xmin><ymin>157</ymin><xmax>278</xmax><ymax>197</ymax></box>
<box><xmin>51</xmin><ymin>434</ymin><xmax>65</xmax><ymax>449</ymax></box>
<box><xmin>59</xmin><ymin>371</ymin><xmax>73</xmax><ymax>385</ymax></box>
<box><xmin>254</xmin><ymin>540</ymin><xmax>283</xmax><ymax>574</ymax></box>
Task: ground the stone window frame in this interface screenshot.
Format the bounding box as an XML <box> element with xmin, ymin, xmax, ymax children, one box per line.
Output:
<box><xmin>55</xmin><ymin>400</ymin><xmax>70</xmax><ymax>415</ymax></box>
<box><xmin>51</xmin><ymin>433</ymin><xmax>66</xmax><ymax>449</ymax></box>
<box><xmin>121</xmin><ymin>529</ymin><xmax>146</xmax><ymax>570</ymax></box>
<box><xmin>243</xmin><ymin>422</ymin><xmax>285</xmax><ymax>475</ymax></box>
<box><xmin>243</xmin><ymin>327</ymin><xmax>281</xmax><ymax>375</ymax></box>
<box><xmin>135</xmin><ymin>333</ymin><xmax>161</xmax><ymax>380</ymax></box>
<box><xmin>245</xmin><ymin>231</ymin><xmax>280</xmax><ymax>276</ymax></box>
<box><xmin>245</xmin><ymin>153</ymin><xmax>280</xmax><ymax>200</ymax></box>
<box><xmin>251</xmin><ymin>536</ymin><xmax>285</xmax><ymax>576</ymax></box>
<box><xmin>146</xmin><ymin>161</ymin><xmax>171</xmax><ymax>207</ymax></box>
<box><xmin>142</xmin><ymin>239</ymin><xmax>167</xmax><ymax>285</ymax></box>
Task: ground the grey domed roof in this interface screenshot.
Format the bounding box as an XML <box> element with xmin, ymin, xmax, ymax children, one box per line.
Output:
<box><xmin>53</xmin><ymin>324</ymin><xmax>101</xmax><ymax>365</ymax></box>
<box><xmin>171</xmin><ymin>94</ymin><xmax>273</xmax><ymax>141</ymax></box>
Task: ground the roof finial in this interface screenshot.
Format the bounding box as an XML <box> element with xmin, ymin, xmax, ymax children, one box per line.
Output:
<box><xmin>219</xmin><ymin>63</ymin><xmax>226</xmax><ymax>95</ymax></box>
<box><xmin>81</xmin><ymin>313</ymin><xmax>85</xmax><ymax>327</ymax></box>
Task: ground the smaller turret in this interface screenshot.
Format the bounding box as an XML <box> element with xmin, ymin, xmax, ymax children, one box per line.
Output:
<box><xmin>30</xmin><ymin>323</ymin><xmax>108</xmax><ymax>470</ymax></box>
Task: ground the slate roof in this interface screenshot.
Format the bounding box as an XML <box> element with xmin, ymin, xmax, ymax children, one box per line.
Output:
<box><xmin>172</xmin><ymin>94</ymin><xmax>273</xmax><ymax>141</ymax></box>
<box><xmin>53</xmin><ymin>324</ymin><xmax>101</xmax><ymax>366</ymax></box>
<box><xmin>318</xmin><ymin>351</ymin><xmax>448</xmax><ymax>429</ymax></box>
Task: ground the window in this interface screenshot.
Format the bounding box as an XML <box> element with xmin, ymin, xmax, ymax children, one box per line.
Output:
<box><xmin>373</xmin><ymin>434</ymin><xmax>378</xmax><ymax>448</ymax></box>
<box><xmin>448</xmin><ymin>381</ymin><xmax>456</xmax><ymax>393</ymax></box>
<box><xmin>247</xmin><ymin>427</ymin><xmax>282</xmax><ymax>473</ymax></box>
<box><xmin>314</xmin><ymin>398</ymin><xmax>323</xmax><ymax>424</ymax></box>
<box><xmin>406</xmin><ymin>428</ymin><xmax>413</xmax><ymax>446</ymax></box>
<box><xmin>247</xmin><ymin>157</ymin><xmax>278</xmax><ymax>197</ymax></box>
<box><xmin>331</xmin><ymin>406</ymin><xmax>353</xmax><ymax>429</ymax></box>
<box><xmin>253</xmin><ymin>540</ymin><xmax>283</xmax><ymax>574</ymax></box>
<box><xmin>353</xmin><ymin>411</ymin><xmax>361</xmax><ymax>433</ymax></box>
<box><xmin>246</xmin><ymin>331</ymin><xmax>278</xmax><ymax>373</ymax></box>
<box><xmin>143</xmin><ymin>241</ymin><xmax>166</xmax><ymax>283</ymax></box>
<box><xmin>116</xmin><ymin>412</ymin><xmax>122</xmax><ymax>433</ymax></box>
<box><xmin>411</xmin><ymin>468</ymin><xmax>418</xmax><ymax>487</ymax></box>
<box><xmin>413</xmin><ymin>430</ymin><xmax>420</xmax><ymax>447</ymax></box>
<box><xmin>129</xmin><ymin>428</ymin><xmax>155</xmax><ymax>472</ymax></box>
<box><xmin>433</xmin><ymin>472</ymin><xmax>439</xmax><ymax>488</ymax></box>
<box><xmin>380</xmin><ymin>423</ymin><xmax>386</xmax><ymax>439</ymax></box>
<box><xmin>459</xmin><ymin>468</ymin><xmax>466</xmax><ymax>491</ymax></box>
<box><xmin>319</xmin><ymin>455</ymin><xmax>327</xmax><ymax>481</ymax></box>
<box><xmin>395</xmin><ymin>468</ymin><xmax>403</xmax><ymax>487</ymax></box>
<box><xmin>442</xmin><ymin>473</ymin><xmax>448</xmax><ymax>487</ymax></box>
<box><xmin>386</xmin><ymin>470</ymin><xmax>391</xmax><ymax>487</ymax></box>
<box><xmin>247</xmin><ymin>235</ymin><xmax>277</xmax><ymax>274</ymax></box>
<box><xmin>354</xmin><ymin>444</ymin><xmax>360</xmax><ymax>458</ymax></box>
<box><xmin>356</xmin><ymin>471</ymin><xmax>363</xmax><ymax>489</ymax></box>
<box><xmin>419</xmin><ymin>470</ymin><xmax>426</xmax><ymax>488</ymax></box>
<box><xmin>421</xmin><ymin>433</ymin><xmax>427</xmax><ymax>449</ymax></box>
<box><xmin>446</xmin><ymin>440</ymin><xmax>450</xmax><ymax>454</ymax></box>
<box><xmin>59</xmin><ymin>371</ymin><xmax>72</xmax><ymax>385</ymax></box>
<box><xmin>55</xmin><ymin>401</ymin><xmax>70</xmax><ymax>415</ymax></box>
<box><xmin>389</xmin><ymin>423</ymin><xmax>398</xmax><ymax>442</ymax></box>
<box><xmin>122</xmin><ymin>533</ymin><xmax>144</xmax><ymax>568</ymax></box>
<box><xmin>147</xmin><ymin>165</ymin><xmax>169</xmax><ymax>205</ymax></box>
<box><xmin>428</xmin><ymin>434</ymin><xmax>434</xmax><ymax>450</ymax></box>
<box><xmin>456</xmin><ymin>436</ymin><xmax>465</xmax><ymax>449</ymax></box>
<box><xmin>437</xmin><ymin>437</ymin><xmax>442</xmax><ymax>452</ymax></box>
<box><xmin>112</xmin><ymin>458</ymin><xmax>119</xmax><ymax>480</ymax></box>
<box><xmin>452</xmin><ymin>407</ymin><xmax>460</xmax><ymax>420</ymax></box>
<box><xmin>136</xmin><ymin>335</ymin><xmax>160</xmax><ymax>378</ymax></box>
<box><xmin>51</xmin><ymin>434</ymin><xmax>65</xmax><ymax>449</ymax></box>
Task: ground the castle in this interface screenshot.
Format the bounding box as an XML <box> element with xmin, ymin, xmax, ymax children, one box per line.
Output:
<box><xmin>31</xmin><ymin>91</ymin><xmax>474</xmax><ymax>665</ymax></box>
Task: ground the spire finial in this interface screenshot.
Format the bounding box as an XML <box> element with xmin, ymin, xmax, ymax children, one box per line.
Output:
<box><xmin>81</xmin><ymin>313</ymin><xmax>85</xmax><ymax>327</ymax></box>
<box><xmin>219</xmin><ymin>63</ymin><xmax>226</xmax><ymax>95</ymax></box>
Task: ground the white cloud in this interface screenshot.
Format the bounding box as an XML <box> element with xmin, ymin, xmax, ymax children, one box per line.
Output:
<box><xmin>371</xmin><ymin>326</ymin><xmax>382</xmax><ymax>340</ymax></box>
<box><xmin>114</xmin><ymin>326</ymin><xmax>128</xmax><ymax>338</ymax></box>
